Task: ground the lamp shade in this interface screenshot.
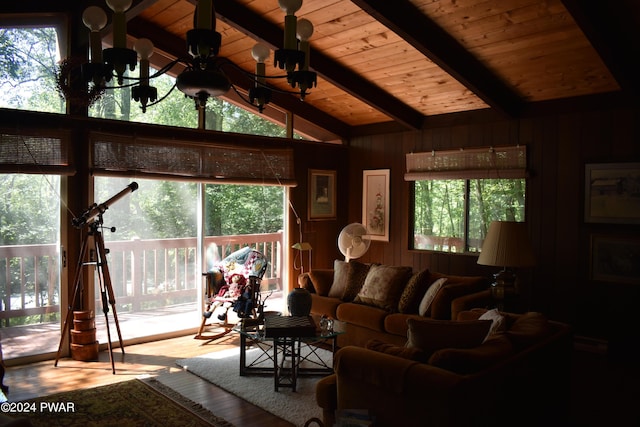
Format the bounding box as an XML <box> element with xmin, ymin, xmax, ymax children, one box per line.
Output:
<box><xmin>477</xmin><ymin>221</ymin><xmax>535</xmax><ymax>268</ymax></box>
<box><xmin>292</xmin><ymin>242</ymin><xmax>312</xmax><ymax>251</ymax></box>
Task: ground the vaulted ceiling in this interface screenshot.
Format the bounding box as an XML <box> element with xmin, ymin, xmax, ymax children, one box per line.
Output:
<box><xmin>3</xmin><ymin>1</ymin><xmax>640</xmax><ymax>141</ymax></box>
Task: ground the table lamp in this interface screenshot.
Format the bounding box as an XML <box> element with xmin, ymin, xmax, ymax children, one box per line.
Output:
<box><xmin>477</xmin><ymin>221</ymin><xmax>535</xmax><ymax>310</ymax></box>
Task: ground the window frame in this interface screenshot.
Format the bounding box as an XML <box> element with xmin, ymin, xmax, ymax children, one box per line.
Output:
<box><xmin>406</xmin><ymin>146</ymin><xmax>528</xmax><ymax>254</ymax></box>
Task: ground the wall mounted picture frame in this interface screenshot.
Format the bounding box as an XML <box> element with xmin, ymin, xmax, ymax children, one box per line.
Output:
<box><xmin>362</xmin><ymin>169</ymin><xmax>390</xmax><ymax>241</ymax></box>
<box><xmin>308</xmin><ymin>169</ymin><xmax>336</xmax><ymax>220</ymax></box>
<box><xmin>585</xmin><ymin>162</ymin><xmax>640</xmax><ymax>224</ymax></box>
<box><xmin>590</xmin><ymin>234</ymin><xmax>640</xmax><ymax>284</ymax></box>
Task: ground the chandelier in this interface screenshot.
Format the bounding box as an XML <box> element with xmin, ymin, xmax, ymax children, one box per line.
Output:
<box><xmin>71</xmin><ymin>0</ymin><xmax>317</xmax><ymax>113</ymax></box>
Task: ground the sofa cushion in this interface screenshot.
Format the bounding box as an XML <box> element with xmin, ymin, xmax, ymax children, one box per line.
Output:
<box><xmin>366</xmin><ymin>339</ymin><xmax>428</xmax><ymax>362</ymax></box>
<box><xmin>505</xmin><ymin>312</ymin><xmax>551</xmax><ymax>350</ymax></box>
<box><xmin>418</xmin><ymin>278</ymin><xmax>447</xmax><ymax>316</ymax></box>
<box><xmin>328</xmin><ymin>260</ymin><xmax>350</xmax><ymax>298</ymax></box>
<box><xmin>384</xmin><ymin>313</ymin><xmax>423</xmax><ymax>337</ymax></box>
<box><xmin>405</xmin><ymin>318</ymin><xmax>492</xmax><ymax>358</ymax></box>
<box><xmin>397</xmin><ymin>268</ymin><xmax>430</xmax><ymax>313</ymax></box>
<box><xmin>342</xmin><ymin>260</ymin><xmax>373</xmax><ymax>302</ymax></box>
<box><xmin>336</xmin><ymin>302</ymin><xmax>387</xmax><ymax>332</ymax></box>
<box><xmin>310</xmin><ymin>294</ymin><xmax>343</xmax><ymax>319</ymax></box>
<box><xmin>428</xmin><ymin>333</ymin><xmax>515</xmax><ymax>374</ymax></box>
<box><xmin>354</xmin><ymin>265</ymin><xmax>413</xmax><ymax>312</ymax></box>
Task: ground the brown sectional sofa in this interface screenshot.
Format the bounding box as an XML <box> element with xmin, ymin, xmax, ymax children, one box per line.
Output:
<box><xmin>299</xmin><ymin>260</ymin><xmax>492</xmax><ymax>348</ymax></box>
<box><xmin>316</xmin><ymin>308</ymin><xmax>573</xmax><ymax>427</ymax></box>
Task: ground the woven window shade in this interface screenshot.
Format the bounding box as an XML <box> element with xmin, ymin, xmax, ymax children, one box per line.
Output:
<box><xmin>405</xmin><ymin>145</ymin><xmax>527</xmax><ymax>180</ymax></box>
<box><xmin>0</xmin><ymin>128</ymin><xmax>74</xmax><ymax>174</ymax></box>
<box><xmin>90</xmin><ymin>132</ymin><xmax>296</xmax><ymax>185</ymax></box>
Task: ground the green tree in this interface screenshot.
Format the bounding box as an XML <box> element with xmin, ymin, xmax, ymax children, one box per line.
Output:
<box><xmin>0</xmin><ymin>27</ymin><xmax>64</xmax><ymax>113</ymax></box>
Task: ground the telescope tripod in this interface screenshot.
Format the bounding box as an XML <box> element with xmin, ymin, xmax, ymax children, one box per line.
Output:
<box><xmin>54</xmin><ymin>216</ymin><xmax>124</xmax><ymax>374</ymax></box>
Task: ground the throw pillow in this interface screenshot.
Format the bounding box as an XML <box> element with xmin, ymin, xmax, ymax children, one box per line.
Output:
<box><xmin>342</xmin><ymin>260</ymin><xmax>372</xmax><ymax>302</ymax></box>
<box><xmin>405</xmin><ymin>318</ymin><xmax>492</xmax><ymax>358</ymax></box>
<box><xmin>366</xmin><ymin>339</ymin><xmax>428</xmax><ymax>362</ymax></box>
<box><xmin>306</xmin><ymin>270</ymin><xmax>334</xmax><ymax>296</ymax></box>
<box><xmin>418</xmin><ymin>278</ymin><xmax>447</xmax><ymax>316</ymax></box>
<box><xmin>479</xmin><ymin>308</ymin><xmax>507</xmax><ymax>340</ymax></box>
<box><xmin>397</xmin><ymin>268</ymin><xmax>430</xmax><ymax>313</ymax></box>
<box><xmin>328</xmin><ymin>260</ymin><xmax>350</xmax><ymax>299</ymax></box>
<box><xmin>354</xmin><ymin>265</ymin><xmax>413</xmax><ymax>312</ymax></box>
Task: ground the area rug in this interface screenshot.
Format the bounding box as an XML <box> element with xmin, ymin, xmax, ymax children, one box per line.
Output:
<box><xmin>13</xmin><ymin>378</ymin><xmax>234</xmax><ymax>427</ymax></box>
<box><xmin>177</xmin><ymin>344</ymin><xmax>331</xmax><ymax>427</ymax></box>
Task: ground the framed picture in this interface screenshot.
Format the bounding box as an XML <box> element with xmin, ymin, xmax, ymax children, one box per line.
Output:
<box><xmin>362</xmin><ymin>169</ymin><xmax>390</xmax><ymax>241</ymax></box>
<box><xmin>308</xmin><ymin>169</ymin><xmax>336</xmax><ymax>220</ymax></box>
<box><xmin>585</xmin><ymin>162</ymin><xmax>640</xmax><ymax>224</ymax></box>
<box><xmin>591</xmin><ymin>235</ymin><xmax>640</xmax><ymax>284</ymax></box>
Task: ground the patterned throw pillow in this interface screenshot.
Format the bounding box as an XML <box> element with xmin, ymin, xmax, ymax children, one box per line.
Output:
<box><xmin>354</xmin><ymin>264</ymin><xmax>413</xmax><ymax>312</ymax></box>
<box><xmin>398</xmin><ymin>268</ymin><xmax>430</xmax><ymax>313</ymax></box>
<box><xmin>342</xmin><ymin>260</ymin><xmax>372</xmax><ymax>301</ymax></box>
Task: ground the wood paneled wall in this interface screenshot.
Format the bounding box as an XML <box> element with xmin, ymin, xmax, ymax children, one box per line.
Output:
<box><xmin>297</xmin><ymin>104</ymin><xmax>640</xmax><ymax>342</ymax></box>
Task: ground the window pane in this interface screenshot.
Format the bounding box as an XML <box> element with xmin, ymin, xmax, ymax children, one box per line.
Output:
<box><xmin>412</xmin><ymin>178</ymin><xmax>526</xmax><ymax>253</ymax></box>
<box><xmin>88</xmin><ymin>66</ymin><xmax>298</xmax><ymax>138</ymax></box>
<box><xmin>0</xmin><ymin>28</ymin><xmax>65</xmax><ymax>113</ymax></box>
<box><xmin>89</xmin><ymin>70</ymin><xmax>198</xmax><ymax>127</ymax></box>
<box><xmin>0</xmin><ymin>174</ymin><xmax>61</xmax><ymax>360</ymax></box>
<box><xmin>204</xmin><ymin>184</ymin><xmax>285</xmax><ymax>314</ymax></box>
<box><xmin>413</xmin><ymin>180</ymin><xmax>466</xmax><ymax>253</ymax></box>
<box><xmin>94</xmin><ymin>177</ymin><xmax>199</xmax><ymax>343</ymax></box>
<box><xmin>468</xmin><ymin>179</ymin><xmax>526</xmax><ymax>252</ymax></box>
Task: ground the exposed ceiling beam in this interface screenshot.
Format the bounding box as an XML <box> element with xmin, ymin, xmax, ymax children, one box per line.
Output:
<box><xmin>214</xmin><ymin>0</ymin><xmax>424</xmax><ymax>130</ymax></box>
<box><xmin>351</xmin><ymin>0</ymin><xmax>524</xmax><ymax>118</ymax></box>
<box><xmin>126</xmin><ymin>17</ymin><xmax>351</xmax><ymax>139</ymax></box>
<box><xmin>561</xmin><ymin>0</ymin><xmax>640</xmax><ymax>96</ymax></box>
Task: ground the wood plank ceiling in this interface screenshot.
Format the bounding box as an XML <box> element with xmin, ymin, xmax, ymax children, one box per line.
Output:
<box><xmin>3</xmin><ymin>0</ymin><xmax>639</xmax><ymax>141</ymax></box>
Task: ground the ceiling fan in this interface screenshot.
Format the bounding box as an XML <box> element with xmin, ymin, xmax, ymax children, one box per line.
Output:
<box><xmin>338</xmin><ymin>223</ymin><xmax>371</xmax><ymax>262</ymax></box>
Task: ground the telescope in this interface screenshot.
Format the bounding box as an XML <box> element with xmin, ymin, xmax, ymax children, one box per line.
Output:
<box><xmin>72</xmin><ymin>182</ymin><xmax>138</xmax><ymax>228</ymax></box>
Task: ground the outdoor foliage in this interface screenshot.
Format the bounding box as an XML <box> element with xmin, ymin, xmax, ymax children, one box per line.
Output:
<box><xmin>0</xmin><ymin>28</ymin><xmax>64</xmax><ymax>113</ymax></box>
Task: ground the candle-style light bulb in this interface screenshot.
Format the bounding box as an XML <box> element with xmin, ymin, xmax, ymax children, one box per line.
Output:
<box><xmin>106</xmin><ymin>0</ymin><xmax>133</xmax><ymax>48</ymax></box>
<box><xmin>296</xmin><ymin>18</ymin><xmax>313</xmax><ymax>70</ymax></box>
<box><xmin>279</xmin><ymin>0</ymin><xmax>303</xmax><ymax>50</ymax></box>
<box><xmin>252</xmin><ymin>43</ymin><xmax>270</xmax><ymax>86</ymax></box>
<box><xmin>83</xmin><ymin>6</ymin><xmax>107</xmax><ymax>63</ymax></box>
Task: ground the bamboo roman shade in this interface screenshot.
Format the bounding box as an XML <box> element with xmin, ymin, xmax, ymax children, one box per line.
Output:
<box><xmin>90</xmin><ymin>132</ymin><xmax>296</xmax><ymax>185</ymax></box>
<box><xmin>404</xmin><ymin>145</ymin><xmax>527</xmax><ymax>181</ymax></box>
<box><xmin>0</xmin><ymin>128</ymin><xmax>74</xmax><ymax>174</ymax></box>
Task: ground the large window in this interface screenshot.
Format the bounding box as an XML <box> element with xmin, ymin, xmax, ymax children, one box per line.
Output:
<box><xmin>0</xmin><ymin>174</ymin><xmax>61</xmax><ymax>359</ymax></box>
<box><xmin>91</xmin><ymin>177</ymin><xmax>286</xmax><ymax>344</ymax></box>
<box><xmin>413</xmin><ymin>178</ymin><xmax>526</xmax><ymax>253</ymax></box>
<box><xmin>408</xmin><ymin>146</ymin><xmax>527</xmax><ymax>253</ymax></box>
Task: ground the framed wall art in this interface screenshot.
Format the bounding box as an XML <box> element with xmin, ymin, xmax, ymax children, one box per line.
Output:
<box><xmin>308</xmin><ymin>169</ymin><xmax>336</xmax><ymax>220</ymax></box>
<box><xmin>585</xmin><ymin>162</ymin><xmax>640</xmax><ymax>224</ymax></box>
<box><xmin>590</xmin><ymin>234</ymin><xmax>640</xmax><ymax>284</ymax></box>
<box><xmin>362</xmin><ymin>169</ymin><xmax>390</xmax><ymax>241</ymax></box>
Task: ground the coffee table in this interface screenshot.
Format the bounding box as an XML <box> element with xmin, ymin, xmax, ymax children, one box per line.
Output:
<box><xmin>234</xmin><ymin>316</ymin><xmax>344</xmax><ymax>391</ymax></box>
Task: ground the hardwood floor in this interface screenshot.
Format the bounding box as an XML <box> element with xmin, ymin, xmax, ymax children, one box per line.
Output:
<box><xmin>3</xmin><ymin>333</ymin><xmax>295</xmax><ymax>427</ymax></box>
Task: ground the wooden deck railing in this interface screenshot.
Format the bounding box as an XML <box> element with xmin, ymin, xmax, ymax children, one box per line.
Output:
<box><xmin>0</xmin><ymin>232</ymin><xmax>283</xmax><ymax>327</ymax></box>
